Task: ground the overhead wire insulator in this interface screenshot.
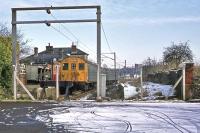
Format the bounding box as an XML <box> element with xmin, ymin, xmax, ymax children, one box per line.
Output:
<box><xmin>46</xmin><ymin>9</ymin><xmax>51</xmax><ymax>14</ymax></box>
<box><xmin>46</xmin><ymin>22</ymin><xmax>51</xmax><ymax>26</ymax></box>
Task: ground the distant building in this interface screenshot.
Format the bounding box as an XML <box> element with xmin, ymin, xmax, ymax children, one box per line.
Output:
<box><xmin>20</xmin><ymin>43</ymin><xmax>88</xmax><ymax>65</ymax></box>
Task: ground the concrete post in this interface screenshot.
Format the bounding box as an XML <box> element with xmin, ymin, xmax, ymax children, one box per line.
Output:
<box><xmin>140</xmin><ymin>66</ymin><xmax>143</xmax><ymax>98</ymax></box>
<box><xmin>12</xmin><ymin>10</ymin><xmax>17</xmax><ymax>100</ymax></box>
<box><xmin>56</xmin><ymin>65</ymin><xmax>59</xmax><ymax>100</ymax></box>
<box><xmin>13</xmin><ymin>66</ymin><xmax>17</xmax><ymax>100</ymax></box>
<box><xmin>97</xmin><ymin>6</ymin><xmax>101</xmax><ymax>99</ymax></box>
<box><xmin>101</xmin><ymin>74</ymin><xmax>106</xmax><ymax>97</ymax></box>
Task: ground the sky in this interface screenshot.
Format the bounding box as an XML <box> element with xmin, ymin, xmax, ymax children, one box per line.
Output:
<box><xmin>1</xmin><ymin>0</ymin><xmax>200</xmax><ymax>68</ymax></box>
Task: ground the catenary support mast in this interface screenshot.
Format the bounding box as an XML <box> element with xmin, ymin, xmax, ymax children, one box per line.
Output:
<box><xmin>12</xmin><ymin>5</ymin><xmax>102</xmax><ymax>100</ymax></box>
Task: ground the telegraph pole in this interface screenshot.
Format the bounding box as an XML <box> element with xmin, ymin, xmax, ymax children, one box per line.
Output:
<box><xmin>125</xmin><ymin>60</ymin><xmax>126</xmax><ymax>68</ymax></box>
<box><xmin>124</xmin><ymin>60</ymin><xmax>126</xmax><ymax>78</ymax></box>
<box><xmin>114</xmin><ymin>52</ymin><xmax>117</xmax><ymax>82</ymax></box>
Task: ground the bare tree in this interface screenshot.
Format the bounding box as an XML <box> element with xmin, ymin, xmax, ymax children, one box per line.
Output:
<box><xmin>163</xmin><ymin>41</ymin><xmax>193</xmax><ymax>68</ymax></box>
<box><xmin>143</xmin><ymin>57</ymin><xmax>157</xmax><ymax>66</ymax></box>
<box><xmin>0</xmin><ymin>23</ymin><xmax>31</xmax><ymax>57</ymax></box>
<box><xmin>0</xmin><ymin>23</ymin><xmax>10</xmax><ymax>36</ymax></box>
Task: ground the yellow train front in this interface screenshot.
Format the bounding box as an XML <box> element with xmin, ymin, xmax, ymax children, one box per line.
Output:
<box><xmin>46</xmin><ymin>55</ymin><xmax>116</xmax><ymax>95</ymax></box>
<box><xmin>51</xmin><ymin>56</ymin><xmax>93</xmax><ymax>94</ymax></box>
<box><xmin>60</xmin><ymin>56</ymin><xmax>88</xmax><ymax>83</ymax></box>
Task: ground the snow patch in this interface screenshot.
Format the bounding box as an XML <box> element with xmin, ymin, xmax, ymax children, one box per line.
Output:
<box><xmin>143</xmin><ymin>82</ymin><xmax>174</xmax><ymax>99</ymax></box>
<box><xmin>34</xmin><ymin>102</ymin><xmax>200</xmax><ymax>133</ymax></box>
<box><xmin>123</xmin><ymin>83</ymin><xmax>138</xmax><ymax>99</ymax></box>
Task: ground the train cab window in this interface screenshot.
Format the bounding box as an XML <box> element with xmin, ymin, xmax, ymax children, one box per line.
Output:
<box><xmin>79</xmin><ymin>63</ymin><xmax>85</xmax><ymax>70</ymax></box>
<box><xmin>71</xmin><ymin>63</ymin><xmax>76</xmax><ymax>70</ymax></box>
<box><xmin>63</xmin><ymin>63</ymin><xmax>68</xmax><ymax>70</ymax></box>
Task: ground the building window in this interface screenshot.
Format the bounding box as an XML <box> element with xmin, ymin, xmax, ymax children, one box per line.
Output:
<box><xmin>79</xmin><ymin>63</ymin><xmax>85</xmax><ymax>70</ymax></box>
<box><xmin>71</xmin><ymin>63</ymin><xmax>76</xmax><ymax>70</ymax></box>
<box><xmin>63</xmin><ymin>63</ymin><xmax>68</xmax><ymax>70</ymax></box>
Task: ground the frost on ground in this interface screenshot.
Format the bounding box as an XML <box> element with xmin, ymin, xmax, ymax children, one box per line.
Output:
<box><xmin>35</xmin><ymin>102</ymin><xmax>200</xmax><ymax>133</ymax></box>
<box><xmin>143</xmin><ymin>82</ymin><xmax>173</xmax><ymax>100</ymax></box>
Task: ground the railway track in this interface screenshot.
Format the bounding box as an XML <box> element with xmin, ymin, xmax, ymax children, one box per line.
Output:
<box><xmin>32</xmin><ymin>103</ymin><xmax>200</xmax><ymax>133</ymax></box>
<box><xmin>69</xmin><ymin>88</ymin><xmax>96</xmax><ymax>100</ymax></box>
<box><xmin>90</xmin><ymin>110</ymin><xmax>133</xmax><ymax>133</ymax></box>
<box><xmin>137</xmin><ymin>108</ymin><xmax>192</xmax><ymax>133</ymax></box>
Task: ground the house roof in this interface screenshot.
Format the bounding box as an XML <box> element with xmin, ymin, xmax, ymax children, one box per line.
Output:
<box><xmin>20</xmin><ymin>46</ymin><xmax>88</xmax><ymax>64</ymax></box>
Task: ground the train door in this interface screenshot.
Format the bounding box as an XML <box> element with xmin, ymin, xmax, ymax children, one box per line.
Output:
<box><xmin>71</xmin><ymin>63</ymin><xmax>77</xmax><ymax>81</ymax></box>
<box><xmin>78</xmin><ymin>63</ymin><xmax>86</xmax><ymax>81</ymax></box>
<box><xmin>61</xmin><ymin>62</ymin><xmax>69</xmax><ymax>81</ymax></box>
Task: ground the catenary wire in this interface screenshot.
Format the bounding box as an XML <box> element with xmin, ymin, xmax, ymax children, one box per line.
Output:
<box><xmin>101</xmin><ymin>22</ymin><xmax>112</xmax><ymax>52</ymax></box>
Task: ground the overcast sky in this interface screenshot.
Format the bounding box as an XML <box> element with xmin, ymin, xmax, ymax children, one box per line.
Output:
<box><xmin>1</xmin><ymin>0</ymin><xmax>200</xmax><ymax>67</ymax></box>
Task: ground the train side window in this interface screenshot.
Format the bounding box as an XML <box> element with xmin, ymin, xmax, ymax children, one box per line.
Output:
<box><xmin>71</xmin><ymin>63</ymin><xmax>76</xmax><ymax>70</ymax></box>
<box><xmin>79</xmin><ymin>63</ymin><xmax>84</xmax><ymax>70</ymax></box>
<box><xmin>63</xmin><ymin>63</ymin><xmax>68</xmax><ymax>70</ymax></box>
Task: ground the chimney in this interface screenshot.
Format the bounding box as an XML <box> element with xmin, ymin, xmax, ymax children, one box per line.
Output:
<box><xmin>46</xmin><ymin>43</ymin><xmax>53</xmax><ymax>53</ymax></box>
<box><xmin>34</xmin><ymin>47</ymin><xmax>38</xmax><ymax>56</ymax></box>
<box><xmin>71</xmin><ymin>43</ymin><xmax>77</xmax><ymax>54</ymax></box>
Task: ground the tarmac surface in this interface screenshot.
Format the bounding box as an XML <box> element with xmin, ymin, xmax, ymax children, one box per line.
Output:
<box><xmin>0</xmin><ymin>102</ymin><xmax>59</xmax><ymax>133</ymax></box>
<box><xmin>0</xmin><ymin>101</ymin><xmax>200</xmax><ymax>133</ymax></box>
